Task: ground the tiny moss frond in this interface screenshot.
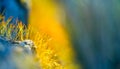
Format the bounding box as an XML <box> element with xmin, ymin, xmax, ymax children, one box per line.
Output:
<box><xmin>0</xmin><ymin>14</ymin><xmax>80</xmax><ymax>69</ymax></box>
<box><xmin>0</xmin><ymin>15</ymin><xmax>64</xmax><ymax>69</ymax></box>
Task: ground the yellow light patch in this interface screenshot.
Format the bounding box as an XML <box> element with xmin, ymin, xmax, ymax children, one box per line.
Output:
<box><xmin>29</xmin><ymin>0</ymin><xmax>80</xmax><ymax>69</ymax></box>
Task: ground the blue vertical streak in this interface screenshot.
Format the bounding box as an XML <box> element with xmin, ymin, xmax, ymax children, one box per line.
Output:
<box><xmin>61</xmin><ymin>0</ymin><xmax>120</xmax><ymax>69</ymax></box>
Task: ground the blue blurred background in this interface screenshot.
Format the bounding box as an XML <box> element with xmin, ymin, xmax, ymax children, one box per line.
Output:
<box><xmin>0</xmin><ymin>0</ymin><xmax>28</xmax><ymax>25</ymax></box>
<box><xmin>60</xmin><ymin>0</ymin><xmax>120</xmax><ymax>69</ymax></box>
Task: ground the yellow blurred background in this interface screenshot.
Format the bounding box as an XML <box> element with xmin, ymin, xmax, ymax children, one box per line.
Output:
<box><xmin>29</xmin><ymin>0</ymin><xmax>80</xmax><ymax>69</ymax></box>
